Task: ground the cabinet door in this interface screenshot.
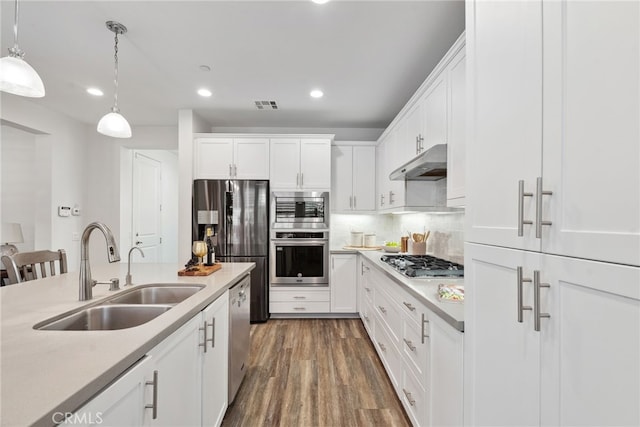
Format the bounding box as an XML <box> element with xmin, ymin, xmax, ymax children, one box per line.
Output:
<box><xmin>62</xmin><ymin>357</ymin><xmax>153</xmax><ymax>427</ymax></box>
<box><xmin>404</xmin><ymin>102</ymin><xmax>423</xmax><ymax>159</ymax></box>
<box><xmin>148</xmin><ymin>315</ymin><xmax>202</xmax><ymax>427</ymax></box>
<box><xmin>466</xmin><ymin>0</ymin><xmax>543</xmax><ymax>251</ymax></box>
<box><xmin>540</xmin><ymin>254</ymin><xmax>640</xmax><ymax>427</ymax></box>
<box><xmin>422</xmin><ymin>73</ymin><xmax>448</xmax><ymax>152</ymax></box>
<box><xmin>330</xmin><ymin>254</ymin><xmax>357</xmax><ymax>313</ymax></box>
<box><xmin>541</xmin><ymin>1</ymin><xmax>640</xmax><ymax>266</ymax></box>
<box><xmin>464</xmin><ymin>243</ymin><xmax>541</xmax><ymax>427</ymax></box>
<box><xmin>376</xmin><ymin>139</ymin><xmax>388</xmax><ymax>210</ymax></box>
<box><xmin>202</xmin><ymin>292</ymin><xmax>229</xmax><ymax>427</ymax></box>
<box><xmin>299</xmin><ymin>138</ymin><xmax>331</xmax><ymax>189</ymax></box>
<box><xmin>352</xmin><ymin>146</ymin><xmax>376</xmax><ymax>211</ymax></box>
<box><xmin>446</xmin><ymin>47</ymin><xmax>466</xmax><ymax>206</ymax></box>
<box><xmin>269</xmin><ymin>138</ymin><xmax>301</xmax><ymax>189</ymax></box>
<box><xmin>331</xmin><ymin>146</ymin><xmax>354</xmax><ymax>211</ymax></box>
<box><xmin>386</xmin><ymin>128</ymin><xmax>405</xmax><ymax>208</ymax></box>
<box><xmin>234</xmin><ymin>138</ymin><xmax>269</xmax><ymax>179</ymax></box>
<box><xmin>194</xmin><ymin>138</ymin><xmax>234</xmax><ymax>179</ymax></box>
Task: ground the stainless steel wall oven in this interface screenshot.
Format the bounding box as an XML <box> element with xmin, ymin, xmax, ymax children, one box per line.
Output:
<box><xmin>270</xmin><ymin>231</ymin><xmax>329</xmax><ymax>286</ymax></box>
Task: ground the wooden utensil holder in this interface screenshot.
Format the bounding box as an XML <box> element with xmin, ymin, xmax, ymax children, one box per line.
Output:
<box><xmin>408</xmin><ymin>241</ymin><xmax>426</xmax><ymax>255</ymax></box>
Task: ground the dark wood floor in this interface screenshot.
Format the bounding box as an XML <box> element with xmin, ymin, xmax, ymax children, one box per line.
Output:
<box><xmin>222</xmin><ymin>318</ymin><xmax>411</xmax><ymax>427</ymax></box>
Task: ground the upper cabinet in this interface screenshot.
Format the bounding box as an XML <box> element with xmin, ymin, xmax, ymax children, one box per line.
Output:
<box><xmin>421</xmin><ymin>72</ymin><xmax>448</xmax><ymax>153</ymax></box>
<box><xmin>466</xmin><ymin>0</ymin><xmax>639</xmax><ymax>266</ymax></box>
<box><xmin>194</xmin><ymin>137</ymin><xmax>269</xmax><ymax>180</ymax></box>
<box><xmin>270</xmin><ymin>138</ymin><xmax>332</xmax><ymax>190</ymax></box>
<box><xmin>446</xmin><ymin>47</ymin><xmax>467</xmax><ymax>206</ymax></box>
<box><xmin>331</xmin><ymin>144</ymin><xmax>376</xmax><ymax>212</ymax></box>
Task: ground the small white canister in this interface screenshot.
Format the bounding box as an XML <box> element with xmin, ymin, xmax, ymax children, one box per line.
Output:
<box><xmin>364</xmin><ymin>233</ymin><xmax>376</xmax><ymax>247</ymax></box>
<box><xmin>350</xmin><ymin>231</ymin><xmax>364</xmax><ymax>247</ymax></box>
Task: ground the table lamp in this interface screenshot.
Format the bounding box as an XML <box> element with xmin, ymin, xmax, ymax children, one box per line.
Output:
<box><xmin>1</xmin><ymin>222</ymin><xmax>24</xmax><ymax>257</ymax></box>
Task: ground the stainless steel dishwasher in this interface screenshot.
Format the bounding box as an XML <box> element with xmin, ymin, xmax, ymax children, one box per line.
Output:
<box><xmin>228</xmin><ymin>275</ymin><xmax>250</xmax><ymax>403</ymax></box>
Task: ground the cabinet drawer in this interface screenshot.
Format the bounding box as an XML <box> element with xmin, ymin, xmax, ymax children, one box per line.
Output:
<box><xmin>402</xmin><ymin>362</ymin><xmax>428</xmax><ymax>427</ymax></box>
<box><xmin>402</xmin><ymin>316</ymin><xmax>429</xmax><ymax>383</ymax></box>
<box><xmin>374</xmin><ymin>286</ymin><xmax>402</xmax><ymax>344</ymax></box>
<box><xmin>361</xmin><ymin>281</ymin><xmax>374</xmax><ymax>304</ymax></box>
<box><xmin>360</xmin><ymin>296</ymin><xmax>375</xmax><ymax>338</ymax></box>
<box><xmin>398</xmin><ymin>289</ymin><xmax>424</xmax><ymax>325</ymax></box>
<box><xmin>270</xmin><ymin>301</ymin><xmax>331</xmax><ymax>313</ymax></box>
<box><xmin>270</xmin><ymin>290</ymin><xmax>330</xmax><ymax>302</ymax></box>
<box><xmin>374</xmin><ymin>315</ymin><xmax>402</xmax><ymax>393</ymax></box>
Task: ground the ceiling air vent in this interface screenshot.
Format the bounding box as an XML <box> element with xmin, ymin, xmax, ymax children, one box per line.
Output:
<box><xmin>254</xmin><ymin>100</ymin><xmax>278</xmax><ymax>110</ymax></box>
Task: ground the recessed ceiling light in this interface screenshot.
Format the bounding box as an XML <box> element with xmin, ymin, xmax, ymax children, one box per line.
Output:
<box><xmin>311</xmin><ymin>0</ymin><xmax>330</xmax><ymax>4</ymax></box>
<box><xmin>198</xmin><ymin>88</ymin><xmax>212</xmax><ymax>97</ymax></box>
<box><xmin>86</xmin><ymin>87</ymin><xmax>103</xmax><ymax>96</ymax></box>
<box><xmin>310</xmin><ymin>89</ymin><xmax>324</xmax><ymax>98</ymax></box>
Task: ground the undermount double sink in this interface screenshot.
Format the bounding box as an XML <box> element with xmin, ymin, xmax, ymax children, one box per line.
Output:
<box><xmin>34</xmin><ymin>284</ymin><xmax>205</xmax><ymax>331</ymax></box>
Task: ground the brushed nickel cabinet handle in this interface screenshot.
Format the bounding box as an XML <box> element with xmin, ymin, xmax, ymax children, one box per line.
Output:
<box><xmin>349</xmin><ymin>196</ymin><xmax>353</xmax><ymax>209</ymax></box>
<box><xmin>145</xmin><ymin>370</ymin><xmax>159</xmax><ymax>419</ymax></box>
<box><xmin>353</xmin><ymin>196</ymin><xmax>356</xmax><ymax>209</ymax></box>
<box><xmin>517</xmin><ymin>266</ymin><xmax>533</xmax><ymax>323</ymax></box>
<box><xmin>534</xmin><ymin>270</ymin><xmax>551</xmax><ymax>332</ymax></box>
<box><xmin>199</xmin><ymin>320</ymin><xmax>208</xmax><ymax>353</ymax></box>
<box><xmin>364</xmin><ymin>287</ymin><xmax>371</xmax><ymax>293</ymax></box>
<box><xmin>403</xmin><ymin>388</ymin><xmax>416</xmax><ymax>406</ymax></box>
<box><xmin>208</xmin><ymin>319</ymin><xmax>215</xmax><ymax>349</ymax></box>
<box><xmin>535</xmin><ymin>177</ymin><xmax>553</xmax><ymax>238</ymax></box>
<box><xmin>416</xmin><ymin>136</ymin><xmax>420</xmax><ymax>154</ymax></box>
<box><xmin>419</xmin><ymin>134</ymin><xmax>424</xmax><ymax>151</ymax></box>
<box><xmin>380</xmin><ymin>193</ymin><xmax>385</xmax><ymax>206</ymax></box>
<box><xmin>378</xmin><ymin>342</ymin><xmax>386</xmax><ymax>352</ymax></box>
<box><xmin>296</xmin><ymin>173</ymin><xmax>300</xmax><ymax>188</ymax></box>
<box><xmin>421</xmin><ymin>313</ymin><xmax>429</xmax><ymax>343</ymax></box>
<box><xmin>403</xmin><ymin>338</ymin><xmax>416</xmax><ymax>352</ymax></box>
<box><xmin>378</xmin><ymin>305</ymin><xmax>387</xmax><ymax>314</ymax></box>
<box><xmin>518</xmin><ymin>180</ymin><xmax>534</xmax><ymax>236</ymax></box>
<box><xmin>364</xmin><ymin>314</ymin><xmax>370</xmax><ymax>323</ymax></box>
<box><xmin>403</xmin><ymin>301</ymin><xmax>416</xmax><ymax>311</ymax></box>
<box><xmin>293</xmin><ymin>307</ymin><xmax>306</xmax><ymax>311</ymax></box>
<box><xmin>293</xmin><ymin>296</ymin><xmax>307</xmax><ymax>299</ymax></box>
<box><xmin>300</xmin><ymin>173</ymin><xmax>304</xmax><ymax>187</ymax></box>
<box><xmin>389</xmin><ymin>191</ymin><xmax>395</xmax><ymax>205</ymax></box>
<box><xmin>229</xmin><ymin>164</ymin><xmax>233</xmax><ymax>177</ymax></box>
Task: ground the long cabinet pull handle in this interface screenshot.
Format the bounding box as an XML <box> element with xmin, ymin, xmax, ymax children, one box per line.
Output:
<box><xmin>199</xmin><ymin>321</ymin><xmax>208</xmax><ymax>353</ymax></box>
<box><xmin>296</xmin><ymin>173</ymin><xmax>300</xmax><ymax>188</ymax></box>
<box><xmin>363</xmin><ymin>314</ymin><xmax>370</xmax><ymax>323</ymax></box>
<box><xmin>145</xmin><ymin>370</ymin><xmax>159</xmax><ymax>419</ymax></box>
<box><xmin>403</xmin><ymin>301</ymin><xmax>416</xmax><ymax>311</ymax></box>
<box><xmin>419</xmin><ymin>134</ymin><xmax>424</xmax><ymax>151</ymax></box>
<box><xmin>403</xmin><ymin>388</ymin><xmax>416</xmax><ymax>406</ymax></box>
<box><xmin>229</xmin><ymin>164</ymin><xmax>233</xmax><ymax>177</ymax></box>
<box><xmin>403</xmin><ymin>338</ymin><xmax>416</xmax><ymax>352</ymax></box>
<box><xmin>380</xmin><ymin>193</ymin><xmax>385</xmax><ymax>206</ymax></box>
<box><xmin>353</xmin><ymin>196</ymin><xmax>356</xmax><ymax>209</ymax></box>
<box><xmin>208</xmin><ymin>319</ymin><xmax>215</xmax><ymax>348</ymax></box>
<box><xmin>517</xmin><ymin>266</ymin><xmax>533</xmax><ymax>323</ymax></box>
<box><xmin>421</xmin><ymin>313</ymin><xmax>429</xmax><ymax>343</ymax></box>
<box><xmin>416</xmin><ymin>136</ymin><xmax>419</xmax><ymax>154</ymax></box>
<box><xmin>300</xmin><ymin>173</ymin><xmax>304</xmax><ymax>187</ymax></box>
<box><xmin>535</xmin><ymin>177</ymin><xmax>553</xmax><ymax>238</ymax></box>
<box><xmin>378</xmin><ymin>305</ymin><xmax>387</xmax><ymax>314</ymax></box>
<box><xmin>349</xmin><ymin>196</ymin><xmax>353</xmax><ymax>209</ymax></box>
<box><xmin>518</xmin><ymin>180</ymin><xmax>534</xmax><ymax>236</ymax></box>
<box><xmin>293</xmin><ymin>296</ymin><xmax>307</xmax><ymax>299</ymax></box>
<box><xmin>293</xmin><ymin>307</ymin><xmax>306</xmax><ymax>311</ymax></box>
<box><xmin>534</xmin><ymin>270</ymin><xmax>551</xmax><ymax>332</ymax></box>
<box><xmin>378</xmin><ymin>342</ymin><xmax>386</xmax><ymax>352</ymax></box>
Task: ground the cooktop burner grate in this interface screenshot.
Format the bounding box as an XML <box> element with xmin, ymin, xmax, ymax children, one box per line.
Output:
<box><xmin>380</xmin><ymin>254</ymin><xmax>464</xmax><ymax>278</ymax></box>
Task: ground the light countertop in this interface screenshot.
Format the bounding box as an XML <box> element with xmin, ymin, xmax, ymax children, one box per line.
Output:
<box><xmin>357</xmin><ymin>251</ymin><xmax>464</xmax><ymax>332</ymax></box>
<box><xmin>0</xmin><ymin>262</ymin><xmax>254</xmax><ymax>427</ymax></box>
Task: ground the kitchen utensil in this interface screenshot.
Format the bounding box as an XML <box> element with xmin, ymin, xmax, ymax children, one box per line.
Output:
<box><xmin>424</xmin><ymin>230</ymin><xmax>430</xmax><ymax>242</ymax></box>
<box><xmin>412</xmin><ymin>233</ymin><xmax>424</xmax><ymax>243</ymax></box>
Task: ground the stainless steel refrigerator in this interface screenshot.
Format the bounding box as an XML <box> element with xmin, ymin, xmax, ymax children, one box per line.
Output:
<box><xmin>193</xmin><ymin>179</ymin><xmax>269</xmax><ymax>322</ymax></box>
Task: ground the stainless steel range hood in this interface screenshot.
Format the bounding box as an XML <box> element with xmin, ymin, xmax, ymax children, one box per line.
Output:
<box><xmin>389</xmin><ymin>144</ymin><xmax>447</xmax><ymax>181</ymax></box>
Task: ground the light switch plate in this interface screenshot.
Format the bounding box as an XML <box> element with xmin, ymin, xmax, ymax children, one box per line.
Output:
<box><xmin>58</xmin><ymin>206</ymin><xmax>71</xmax><ymax>217</ymax></box>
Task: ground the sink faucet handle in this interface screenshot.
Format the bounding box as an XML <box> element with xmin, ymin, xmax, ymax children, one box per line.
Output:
<box><xmin>93</xmin><ymin>278</ymin><xmax>121</xmax><ymax>291</ymax></box>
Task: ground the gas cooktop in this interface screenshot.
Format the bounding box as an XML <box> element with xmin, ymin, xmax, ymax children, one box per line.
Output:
<box><xmin>380</xmin><ymin>254</ymin><xmax>464</xmax><ymax>278</ymax></box>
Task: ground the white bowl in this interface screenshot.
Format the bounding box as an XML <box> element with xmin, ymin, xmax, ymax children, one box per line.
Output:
<box><xmin>383</xmin><ymin>246</ymin><xmax>400</xmax><ymax>253</ymax></box>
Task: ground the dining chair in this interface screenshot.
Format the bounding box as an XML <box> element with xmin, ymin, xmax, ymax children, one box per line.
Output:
<box><xmin>1</xmin><ymin>249</ymin><xmax>68</xmax><ymax>285</ymax></box>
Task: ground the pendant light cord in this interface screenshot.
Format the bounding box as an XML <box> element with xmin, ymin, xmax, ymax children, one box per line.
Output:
<box><xmin>10</xmin><ymin>0</ymin><xmax>24</xmax><ymax>57</ymax></box>
<box><xmin>113</xmin><ymin>31</ymin><xmax>120</xmax><ymax>111</ymax></box>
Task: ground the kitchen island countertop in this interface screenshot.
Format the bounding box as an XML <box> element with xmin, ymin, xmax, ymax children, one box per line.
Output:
<box><xmin>0</xmin><ymin>262</ymin><xmax>254</xmax><ymax>427</ymax></box>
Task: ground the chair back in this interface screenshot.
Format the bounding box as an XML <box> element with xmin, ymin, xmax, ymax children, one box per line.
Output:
<box><xmin>1</xmin><ymin>249</ymin><xmax>68</xmax><ymax>285</ymax></box>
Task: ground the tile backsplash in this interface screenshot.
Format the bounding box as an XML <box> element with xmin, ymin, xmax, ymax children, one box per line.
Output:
<box><xmin>330</xmin><ymin>211</ymin><xmax>464</xmax><ymax>264</ymax></box>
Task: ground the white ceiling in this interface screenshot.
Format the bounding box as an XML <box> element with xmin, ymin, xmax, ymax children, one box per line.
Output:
<box><xmin>0</xmin><ymin>0</ymin><xmax>465</xmax><ymax>131</ymax></box>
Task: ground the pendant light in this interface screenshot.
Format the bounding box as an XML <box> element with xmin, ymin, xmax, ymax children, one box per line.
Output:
<box><xmin>0</xmin><ymin>0</ymin><xmax>45</xmax><ymax>97</ymax></box>
<box><xmin>97</xmin><ymin>21</ymin><xmax>132</xmax><ymax>138</ymax></box>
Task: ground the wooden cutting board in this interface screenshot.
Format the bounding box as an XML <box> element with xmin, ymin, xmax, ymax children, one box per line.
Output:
<box><xmin>178</xmin><ymin>263</ymin><xmax>222</xmax><ymax>276</ymax></box>
<box><xmin>343</xmin><ymin>246</ymin><xmax>382</xmax><ymax>251</ymax></box>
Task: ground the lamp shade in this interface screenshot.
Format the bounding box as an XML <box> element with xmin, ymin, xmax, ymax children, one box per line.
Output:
<box><xmin>97</xmin><ymin>111</ymin><xmax>132</xmax><ymax>138</ymax></box>
<box><xmin>0</xmin><ymin>55</ymin><xmax>45</xmax><ymax>97</ymax></box>
<box><xmin>1</xmin><ymin>222</ymin><xmax>24</xmax><ymax>244</ymax></box>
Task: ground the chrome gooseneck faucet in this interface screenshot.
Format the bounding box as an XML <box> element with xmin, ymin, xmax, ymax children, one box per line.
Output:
<box><xmin>125</xmin><ymin>246</ymin><xmax>145</xmax><ymax>286</ymax></box>
<box><xmin>79</xmin><ymin>222</ymin><xmax>121</xmax><ymax>301</ymax></box>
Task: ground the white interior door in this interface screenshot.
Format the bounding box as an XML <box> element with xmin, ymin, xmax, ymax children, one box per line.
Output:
<box><xmin>133</xmin><ymin>152</ymin><xmax>162</xmax><ymax>262</ymax></box>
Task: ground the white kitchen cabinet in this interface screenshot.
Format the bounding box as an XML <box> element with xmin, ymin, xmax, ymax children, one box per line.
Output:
<box><xmin>147</xmin><ymin>315</ymin><xmax>203</xmax><ymax>427</ymax></box>
<box><xmin>201</xmin><ymin>291</ymin><xmax>229</xmax><ymax>427</ymax></box>
<box><xmin>376</xmin><ymin>137</ymin><xmax>388</xmax><ymax>210</ymax></box>
<box><xmin>270</xmin><ymin>287</ymin><xmax>331</xmax><ymax>314</ymax></box>
<box><xmin>61</xmin><ymin>356</ymin><xmax>153</xmax><ymax>427</ymax></box>
<box><xmin>330</xmin><ymin>253</ymin><xmax>357</xmax><ymax>313</ymax></box>
<box><xmin>466</xmin><ymin>0</ymin><xmax>639</xmax><ymax>266</ymax></box>
<box><xmin>270</xmin><ymin>138</ymin><xmax>331</xmax><ymax>190</ymax></box>
<box><xmin>331</xmin><ymin>145</ymin><xmax>376</xmax><ymax>212</ymax></box>
<box><xmin>446</xmin><ymin>46</ymin><xmax>466</xmax><ymax>207</ymax></box>
<box><xmin>194</xmin><ymin>137</ymin><xmax>269</xmax><ymax>180</ymax></box>
<box><xmin>465</xmin><ymin>243</ymin><xmax>640</xmax><ymax>427</ymax></box>
<box><xmin>421</xmin><ymin>73</ymin><xmax>448</xmax><ymax>153</ymax></box>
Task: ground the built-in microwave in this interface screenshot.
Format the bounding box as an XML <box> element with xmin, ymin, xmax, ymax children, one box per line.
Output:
<box><xmin>270</xmin><ymin>191</ymin><xmax>329</xmax><ymax>229</ymax></box>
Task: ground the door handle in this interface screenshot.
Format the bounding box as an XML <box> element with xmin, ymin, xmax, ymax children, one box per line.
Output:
<box><xmin>517</xmin><ymin>266</ymin><xmax>533</xmax><ymax>323</ymax></box>
<box><xmin>535</xmin><ymin>177</ymin><xmax>553</xmax><ymax>238</ymax></box>
<box><xmin>518</xmin><ymin>180</ymin><xmax>534</xmax><ymax>236</ymax></box>
<box><xmin>199</xmin><ymin>320</ymin><xmax>208</xmax><ymax>353</ymax></box>
<box><xmin>145</xmin><ymin>370</ymin><xmax>159</xmax><ymax>419</ymax></box>
<box><xmin>208</xmin><ymin>319</ymin><xmax>215</xmax><ymax>348</ymax></box>
<box><xmin>533</xmin><ymin>270</ymin><xmax>551</xmax><ymax>331</ymax></box>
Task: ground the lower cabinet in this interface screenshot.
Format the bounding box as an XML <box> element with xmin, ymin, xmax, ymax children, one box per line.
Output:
<box><xmin>270</xmin><ymin>288</ymin><xmax>331</xmax><ymax>314</ymax></box>
<box><xmin>64</xmin><ymin>290</ymin><xmax>232</xmax><ymax>427</ymax></box>
<box><xmin>358</xmin><ymin>256</ymin><xmax>463</xmax><ymax>427</ymax></box>
<box><xmin>330</xmin><ymin>253</ymin><xmax>358</xmax><ymax>313</ymax></box>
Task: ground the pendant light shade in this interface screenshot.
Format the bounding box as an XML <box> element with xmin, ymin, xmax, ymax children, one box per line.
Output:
<box><xmin>97</xmin><ymin>109</ymin><xmax>132</xmax><ymax>138</ymax></box>
<box><xmin>97</xmin><ymin>21</ymin><xmax>132</xmax><ymax>138</ymax></box>
<box><xmin>0</xmin><ymin>0</ymin><xmax>45</xmax><ymax>98</ymax></box>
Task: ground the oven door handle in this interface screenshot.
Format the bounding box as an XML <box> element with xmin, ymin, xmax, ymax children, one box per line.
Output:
<box><xmin>271</xmin><ymin>240</ymin><xmax>328</xmax><ymax>245</ymax></box>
